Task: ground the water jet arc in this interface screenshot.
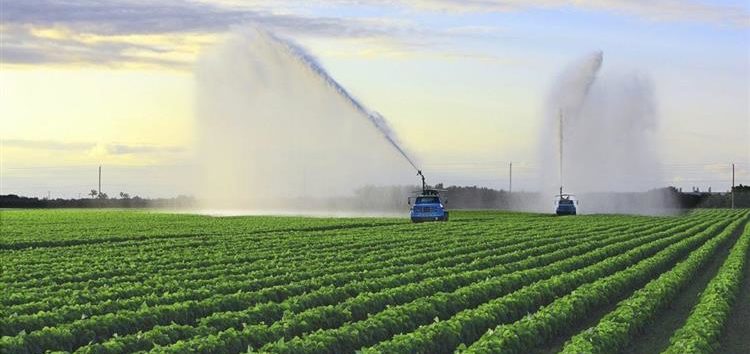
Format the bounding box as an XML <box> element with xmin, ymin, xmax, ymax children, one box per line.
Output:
<box><xmin>270</xmin><ymin>31</ymin><xmax>420</xmax><ymax>172</ymax></box>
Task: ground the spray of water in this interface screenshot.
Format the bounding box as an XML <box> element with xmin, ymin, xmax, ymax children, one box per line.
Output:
<box><xmin>192</xmin><ymin>28</ymin><xmax>417</xmax><ymax>212</ymax></box>
<box><xmin>276</xmin><ymin>34</ymin><xmax>420</xmax><ymax>171</ymax></box>
<box><xmin>537</xmin><ymin>51</ymin><xmax>674</xmax><ymax>214</ymax></box>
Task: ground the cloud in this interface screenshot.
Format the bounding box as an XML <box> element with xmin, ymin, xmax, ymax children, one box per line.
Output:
<box><xmin>1</xmin><ymin>25</ymin><xmax>187</xmax><ymax>68</ymax></box>
<box><xmin>106</xmin><ymin>144</ymin><xmax>185</xmax><ymax>154</ymax></box>
<box><xmin>366</xmin><ymin>0</ymin><xmax>749</xmax><ymax>27</ymax></box>
<box><xmin>1</xmin><ymin>0</ymin><xmax>746</xmax><ymax>68</ymax></box>
<box><xmin>2</xmin><ymin>139</ymin><xmax>185</xmax><ymax>155</ymax></box>
<box><xmin>0</xmin><ymin>0</ymin><xmax>417</xmax><ymax>67</ymax></box>
<box><xmin>2</xmin><ymin>139</ymin><xmax>92</xmax><ymax>150</ymax></box>
<box><xmin>0</xmin><ymin>0</ymin><xmax>394</xmax><ymax>37</ymax></box>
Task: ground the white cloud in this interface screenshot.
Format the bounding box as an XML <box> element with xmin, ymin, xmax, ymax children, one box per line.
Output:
<box><xmin>3</xmin><ymin>139</ymin><xmax>185</xmax><ymax>155</ymax></box>
<box><xmin>2</xmin><ymin>0</ymin><xmax>745</xmax><ymax>68</ymax></box>
<box><xmin>357</xmin><ymin>0</ymin><xmax>749</xmax><ymax>27</ymax></box>
<box><xmin>0</xmin><ymin>0</ymin><xmax>424</xmax><ymax>67</ymax></box>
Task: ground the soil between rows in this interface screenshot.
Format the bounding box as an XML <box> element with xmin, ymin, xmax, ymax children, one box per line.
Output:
<box><xmin>530</xmin><ymin>219</ymin><xmax>746</xmax><ymax>354</ymax></box>
<box><xmin>621</xmin><ymin>219</ymin><xmax>747</xmax><ymax>354</ymax></box>
<box><xmin>719</xmin><ymin>222</ymin><xmax>750</xmax><ymax>354</ymax></box>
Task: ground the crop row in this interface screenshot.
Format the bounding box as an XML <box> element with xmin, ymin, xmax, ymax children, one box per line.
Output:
<box><xmin>77</xmin><ymin>216</ymin><xmax>683</xmax><ymax>353</ymax></box>
<box><xmin>558</xmin><ymin>212</ymin><xmax>748</xmax><ymax>353</ymax></box>
<box><xmin>0</xmin><ymin>209</ymin><xmax>735</xmax><ymax>354</ymax></box>
<box><xmin>160</xmin><ymin>215</ymin><xmax>725</xmax><ymax>353</ymax></box>
<box><xmin>3</xmin><ymin>214</ymin><xmax>585</xmax><ymax>289</ymax></box>
<box><xmin>1</xmin><ymin>216</ymin><xmax>613</xmax><ymax>319</ymax></box>
<box><xmin>2</xmin><ymin>215</ymin><xmax>648</xmax><ymax>312</ymax></box>
<box><xmin>4</xmin><ymin>222</ymin><xmax>486</xmax><ymax>299</ymax></box>
<box><xmin>3</xmin><ymin>223</ymin><xmax>430</xmax><ymax>287</ymax></box>
<box><xmin>0</xmin><ymin>210</ymin><xmax>401</xmax><ymax>248</ymax></box>
<box><xmin>3</xmin><ymin>229</ymin><xmax>440</xmax><ymax>308</ymax></box>
<box><xmin>5</xmin><ymin>213</ymin><xmax>672</xmax><ymax>283</ymax></box>
<box><xmin>1</xmin><ymin>216</ymin><xmax>660</xmax><ymax>352</ymax></box>
<box><xmin>463</xmin><ymin>213</ymin><xmax>746</xmax><ymax>353</ymax></box>
<box><xmin>360</xmin><ymin>215</ymin><xmax>734</xmax><ymax>354</ymax></box>
<box><xmin>3</xmin><ymin>221</ymin><xmax>576</xmax><ymax>335</ymax></box>
<box><xmin>663</xmin><ymin>221</ymin><xmax>750</xmax><ymax>354</ymax></box>
<box><xmin>2</xmin><ymin>231</ymin><xmax>521</xmax><ymax>335</ymax></box>
<box><xmin>4</xmin><ymin>217</ymin><xmax>431</xmax><ymax>270</ymax></box>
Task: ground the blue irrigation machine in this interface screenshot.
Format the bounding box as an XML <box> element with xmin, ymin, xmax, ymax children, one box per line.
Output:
<box><xmin>409</xmin><ymin>171</ymin><xmax>449</xmax><ymax>223</ymax></box>
<box><xmin>554</xmin><ymin>193</ymin><xmax>579</xmax><ymax>216</ymax></box>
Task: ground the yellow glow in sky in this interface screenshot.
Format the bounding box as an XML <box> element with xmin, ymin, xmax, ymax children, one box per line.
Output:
<box><xmin>1</xmin><ymin>68</ymin><xmax>193</xmax><ymax>146</ymax></box>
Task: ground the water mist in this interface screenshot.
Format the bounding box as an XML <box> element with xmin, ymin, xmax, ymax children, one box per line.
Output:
<box><xmin>192</xmin><ymin>29</ymin><xmax>417</xmax><ymax>213</ymax></box>
<box><xmin>537</xmin><ymin>52</ymin><xmax>674</xmax><ymax>214</ymax></box>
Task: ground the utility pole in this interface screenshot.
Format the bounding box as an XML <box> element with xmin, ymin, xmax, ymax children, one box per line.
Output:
<box><xmin>732</xmin><ymin>163</ymin><xmax>734</xmax><ymax>209</ymax></box>
<box><xmin>98</xmin><ymin>165</ymin><xmax>102</xmax><ymax>196</ymax></box>
<box><xmin>559</xmin><ymin>109</ymin><xmax>564</xmax><ymax>196</ymax></box>
<box><xmin>509</xmin><ymin>162</ymin><xmax>512</xmax><ymax>194</ymax></box>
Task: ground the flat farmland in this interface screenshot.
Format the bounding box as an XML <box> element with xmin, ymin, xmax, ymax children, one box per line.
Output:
<box><xmin>1</xmin><ymin>209</ymin><xmax>748</xmax><ymax>354</ymax></box>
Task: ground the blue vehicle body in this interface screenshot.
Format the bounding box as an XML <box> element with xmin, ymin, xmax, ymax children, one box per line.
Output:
<box><xmin>410</xmin><ymin>194</ymin><xmax>449</xmax><ymax>222</ymax></box>
<box><xmin>555</xmin><ymin>194</ymin><xmax>578</xmax><ymax>216</ymax></box>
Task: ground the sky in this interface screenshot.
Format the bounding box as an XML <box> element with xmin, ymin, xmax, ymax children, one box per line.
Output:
<box><xmin>1</xmin><ymin>0</ymin><xmax>748</xmax><ymax>198</ymax></box>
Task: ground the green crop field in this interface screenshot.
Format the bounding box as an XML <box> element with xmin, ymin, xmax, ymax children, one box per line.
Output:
<box><xmin>1</xmin><ymin>209</ymin><xmax>749</xmax><ymax>354</ymax></box>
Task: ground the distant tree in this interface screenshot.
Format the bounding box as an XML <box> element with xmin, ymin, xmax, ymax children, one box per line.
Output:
<box><xmin>89</xmin><ymin>190</ymin><xmax>98</xmax><ymax>199</ymax></box>
<box><xmin>97</xmin><ymin>192</ymin><xmax>109</xmax><ymax>200</ymax></box>
<box><xmin>119</xmin><ymin>192</ymin><xmax>130</xmax><ymax>199</ymax></box>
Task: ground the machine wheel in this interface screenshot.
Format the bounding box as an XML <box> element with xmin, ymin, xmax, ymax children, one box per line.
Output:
<box><xmin>442</xmin><ymin>212</ymin><xmax>449</xmax><ymax>221</ymax></box>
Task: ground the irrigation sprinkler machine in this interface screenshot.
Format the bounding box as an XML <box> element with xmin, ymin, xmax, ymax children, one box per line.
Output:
<box><xmin>555</xmin><ymin>193</ymin><xmax>579</xmax><ymax>216</ymax></box>
<box><xmin>408</xmin><ymin>170</ymin><xmax>449</xmax><ymax>223</ymax></box>
<box><xmin>555</xmin><ymin>110</ymin><xmax>579</xmax><ymax>215</ymax></box>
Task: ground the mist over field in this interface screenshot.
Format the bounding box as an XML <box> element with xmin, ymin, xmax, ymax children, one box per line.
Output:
<box><xmin>190</xmin><ymin>33</ymin><xmax>682</xmax><ymax>215</ymax></box>
<box><xmin>193</xmin><ymin>29</ymin><xmax>416</xmax><ymax>212</ymax></box>
<box><xmin>536</xmin><ymin>51</ymin><xmax>673</xmax><ymax>214</ymax></box>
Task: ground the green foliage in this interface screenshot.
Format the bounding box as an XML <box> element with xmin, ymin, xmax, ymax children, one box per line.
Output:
<box><xmin>0</xmin><ymin>209</ymin><xmax>746</xmax><ymax>354</ymax></box>
<box><xmin>557</xmin><ymin>212</ymin><xmax>748</xmax><ymax>354</ymax></box>
<box><xmin>663</xmin><ymin>222</ymin><xmax>750</xmax><ymax>354</ymax></box>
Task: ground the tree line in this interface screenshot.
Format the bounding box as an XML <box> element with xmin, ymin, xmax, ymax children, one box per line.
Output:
<box><xmin>0</xmin><ymin>185</ymin><xmax>747</xmax><ymax>209</ymax></box>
